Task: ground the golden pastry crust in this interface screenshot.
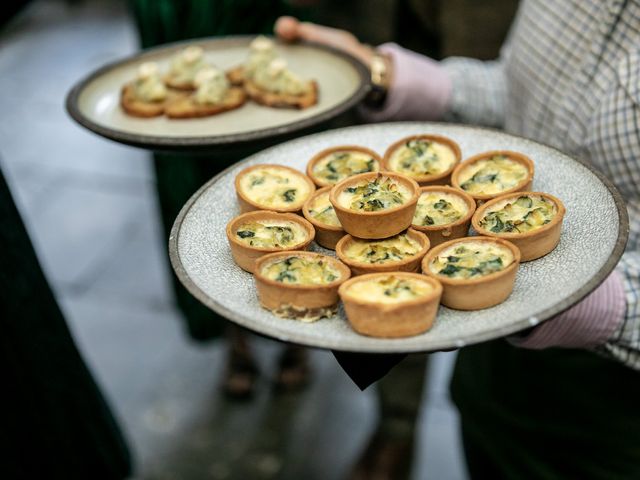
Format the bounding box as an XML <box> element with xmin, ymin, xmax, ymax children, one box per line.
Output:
<box><xmin>383</xmin><ymin>134</ymin><xmax>462</xmax><ymax>186</ymax></box>
<box><xmin>339</xmin><ymin>272</ymin><xmax>443</xmax><ymax>338</ymax></box>
<box><xmin>235</xmin><ymin>164</ymin><xmax>316</xmax><ymax>214</ymax></box>
<box><xmin>244</xmin><ymin>78</ymin><xmax>318</xmax><ymax>109</ymax></box>
<box><xmin>165</xmin><ymin>87</ymin><xmax>247</xmax><ymax>119</ymax></box>
<box><xmin>451</xmin><ymin>150</ymin><xmax>535</xmax><ymax>203</ymax></box>
<box><xmin>421</xmin><ymin>236</ymin><xmax>521</xmax><ymax>310</ymax></box>
<box><xmin>306</xmin><ymin>145</ymin><xmax>382</xmax><ymax>188</ymax></box>
<box><xmin>253</xmin><ymin>251</ymin><xmax>351</xmax><ymax>322</ymax></box>
<box><xmin>120</xmin><ymin>84</ymin><xmax>181</xmax><ymax>118</ymax></box>
<box><xmin>329</xmin><ymin>172</ymin><xmax>420</xmax><ymax>239</ymax></box>
<box><xmin>411</xmin><ymin>186</ymin><xmax>476</xmax><ymax>247</ymax></box>
<box><xmin>472</xmin><ymin>191</ymin><xmax>566</xmax><ymax>262</ymax></box>
<box><xmin>226</xmin><ymin>210</ymin><xmax>315</xmax><ymax>273</ymax></box>
<box><xmin>335</xmin><ymin>228</ymin><xmax>430</xmax><ymax>276</ymax></box>
<box><xmin>301</xmin><ymin>186</ymin><xmax>345</xmax><ymax>250</ymax></box>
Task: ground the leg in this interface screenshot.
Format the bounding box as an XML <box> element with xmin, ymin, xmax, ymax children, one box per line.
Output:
<box><xmin>349</xmin><ymin>354</ymin><xmax>429</xmax><ymax>480</ymax></box>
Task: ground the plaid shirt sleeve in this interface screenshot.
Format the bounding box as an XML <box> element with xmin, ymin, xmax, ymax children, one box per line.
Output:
<box><xmin>441</xmin><ymin>57</ymin><xmax>507</xmax><ymax>128</ymax></box>
<box><xmin>440</xmin><ymin>1</ymin><xmax>640</xmax><ymax>370</ymax></box>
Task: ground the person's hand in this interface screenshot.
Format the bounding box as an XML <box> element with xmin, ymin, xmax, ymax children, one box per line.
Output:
<box><xmin>275</xmin><ymin>16</ymin><xmax>374</xmax><ymax>68</ymax></box>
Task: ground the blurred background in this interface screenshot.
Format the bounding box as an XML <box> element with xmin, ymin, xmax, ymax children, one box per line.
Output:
<box><xmin>1</xmin><ymin>0</ymin><xmax>516</xmax><ymax>478</ymax></box>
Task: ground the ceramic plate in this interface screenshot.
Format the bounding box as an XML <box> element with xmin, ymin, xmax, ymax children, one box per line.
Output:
<box><xmin>66</xmin><ymin>36</ymin><xmax>369</xmax><ymax>151</ymax></box>
<box><xmin>169</xmin><ymin>122</ymin><xmax>628</xmax><ymax>353</ymax></box>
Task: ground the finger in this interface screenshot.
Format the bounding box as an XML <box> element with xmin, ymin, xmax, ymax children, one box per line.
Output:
<box><xmin>297</xmin><ymin>22</ymin><xmax>350</xmax><ymax>47</ymax></box>
<box><xmin>274</xmin><ymin>16</ymin><xmax>301</xmax><ymax>42</ymax></box>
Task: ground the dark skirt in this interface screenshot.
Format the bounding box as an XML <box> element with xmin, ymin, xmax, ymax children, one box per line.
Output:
<box><xmin>0</xmin><ymin>167</ymin><xmax>131</xmax><ymax>479</ymax></box>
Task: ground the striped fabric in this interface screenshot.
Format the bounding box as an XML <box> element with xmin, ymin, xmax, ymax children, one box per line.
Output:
<box><xmin>441</xmin><ymin>0</ymin><xmax>640</xmax><ymax>368</ymax></box>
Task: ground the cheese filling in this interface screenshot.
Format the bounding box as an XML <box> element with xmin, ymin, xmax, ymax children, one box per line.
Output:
<box><xmin>343</xmin><ymin>233</ymin><xmax>422</xmax><ymax>264</ymax></box>
<box><xmin>261</xmin><ymin>256</ymin><xmax>341</xmax><ymax>285</ymax></box>
<box><xmin>429</xmin><ymin>241</ymin><xmax>514</xmax><ymax>279</ymax></box>
<box><xmin>479</xmin><ymin>195</ymin><xmax>557</xmax><ymax>234</ymax></box>
<box><xmin>244</xmin><ymin>36</ymin><xmax>278</xmax><ymax>79</ymax></box>
<box><xmin>347</xmin><ymin>275</ymin><xmax>434</xmax><ymax>304</ymax></box>
<box><xmin>168</xmin><ymin>45</ymin><xmax>209</xmax><ymax>85</ymax></box>
<box><xmin>338</xmin><ymin>176</ymin><xmax>411</xmax><ymax>212</ymax></box>
<box><xmin>252</xmin><ymin>58</ymin><xmax>310</xmax><ymax>96</ymax></box>
<box><xmin>388</xmin><ymin>139</ymin><xmax>457</xmax><ymax>177</ymax></box>
<box><xmin>193</xmin><ymin>67</ymin><xmax>230</xmax><ymax>105</ymax></box>
<box><xmin>239</xmin><ymin>167</ymin><xmax>311</xmax><ymax>209</ymax></box>
<box><xmin>235</xmin><ymin>220</ymin><xmax>307</xmax><ymax>248</ymax></box>
<box><xmin>133</xmin><ymin>62</ymin><xmax>168</xmax><ymax>102</ymax></box>
<box><xmin>308</xmin><ymin>191</ymin><xmax>341</xmax><ymax>227</ymax></box>
<box><xmin>413</xmin><ymin>192</ymin><xmax>468</xmax><ymax>227</ymax></box>
<box><xmin>458</xmin><ymin>155</ymin><xmax>528</xmax><ymax>195</ymax></box>
<box><xmin>312</xmin><ymin>151</ymin><xmax>378</xmax><ymax>184</ymax></box>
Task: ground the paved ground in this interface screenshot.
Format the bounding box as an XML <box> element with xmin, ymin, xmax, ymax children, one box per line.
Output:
<box><xmin>0</xmin><ymin>1</ymin><xmax>467</xmax><ymax>479</ymax></box>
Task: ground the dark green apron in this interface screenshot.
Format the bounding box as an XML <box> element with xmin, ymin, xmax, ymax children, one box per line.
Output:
<box><xmin>130</xmin><ymin>0</ymin><xmax>312</xmax><ymax>341</ymax></box>
<box><xmin>452</xmin><ymin>340</ymin><xmax>640</xmax><ymax>479</ymax></box>
<box><xmin>1</xmin><ymin>167</ymin><xmax>131</xmax><ymax>479</ymax></box>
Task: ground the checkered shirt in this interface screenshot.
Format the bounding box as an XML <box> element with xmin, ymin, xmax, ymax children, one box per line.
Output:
<box><xmin>443</xmin><ymin>0</ymin><xmax>640</xmax><ymax>368</ymax></box>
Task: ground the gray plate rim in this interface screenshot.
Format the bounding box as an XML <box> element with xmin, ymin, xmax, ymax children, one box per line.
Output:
<box><xmin>65</xmin><ymin>35</ymin><xmax>371</xmax><ymax>151</ymax></box>
<box><xmin>168</xmin><ymin>122</ymin><xmax>629</xmax><ymax>353</ymax></box>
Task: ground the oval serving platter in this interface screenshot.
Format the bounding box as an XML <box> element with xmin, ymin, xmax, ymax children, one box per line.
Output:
<box><xmin>66</xmin><ymin>36</ymin><xmax>369</xmax><ymax>151</ymax></box>
<box><xmin>169</xmin><ymin>122</ymin><xmax>628</xmax><ymax>353</ymax></box>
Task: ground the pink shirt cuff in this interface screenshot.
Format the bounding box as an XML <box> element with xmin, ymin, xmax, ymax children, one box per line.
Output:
<box><xmin>358</xmin><ymin>43</ymin><xmax>452</xmax><ymax>122</ymax></box>
<box><xmin>509</xmin><ymin>270</ymin><xmax>627</xmax><ymax>350</ymax></box>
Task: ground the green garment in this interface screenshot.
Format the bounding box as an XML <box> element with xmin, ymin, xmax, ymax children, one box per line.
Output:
<box><xmin>0</xmin><ymin>167</ymin><xmax>131</xmax><ymax>479</ymax></box>
<box><xmin>130</xmin><ymin>0</ymin><xmax>311</xmax><ymax>341</ymax></box>
<box><xmin>452</xmin><ymin>340</ymin><xmax>640</xmax><ymax>479</ymax></box>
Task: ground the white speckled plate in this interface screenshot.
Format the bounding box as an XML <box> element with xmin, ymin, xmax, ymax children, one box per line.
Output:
<box><xmin>169</xmin><ymin>122</ymin><xmax>628</xmax><ymax>353</ymax></box>
<box><xmin>66</xmin><ymin>36</ymin><xmax>369</xmax><ymax>151</ymax></box>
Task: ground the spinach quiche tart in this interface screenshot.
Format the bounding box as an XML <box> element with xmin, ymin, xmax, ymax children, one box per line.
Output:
<box><xmin>411</xmin><ymin>186</ymin><xmax>476</xmax><ymax>247</ymax></box>
<box><xmin>253</xmin><ymin>251</ymin><xmax>350</xmax><ymax>322</ymax></box>
<box><xmin>472</xmin><ymin>192</ymin><xmax>565</xmax><ymax>261</ymax></box>
<box><xmin>329</xmin><ymin>172</ymin><xmax>419</xmax><ymax>239</ymax></box>
<box><xmin>235</xmin><ymin>164</ymin><xmax>315</xmax><ymax>213</ymax></box>
<box><xmin>452</xmin><ymin>150</ymin><xmax>534</xmax><ymax>203</ymax></box>
<box><xmin>301</xmin><ymin>187</ymin><xmax>345</xmax><ymax>250</ymax></box>
<box><xmin>422</xmin><ymin>236</ymin><xmax>520</xmax><ymax>310</ymax></box>
<box><xmin>383</xmin><ymin>134</ymin><xmax>461</xmax><ymax>186</ymax></box>
<box><xmin>335</xmin><ymin>228</ymin><xmax>430</xmax><ymax>276</ymax></box>
<box><xmin>226</xmin><ymin>210</ymin><xmax>315</xmax><ymax>272</ymax></box>
<box><xmin>339</xmin><ymin>273</ymin><xmax>442</xmax><ymax>338</ymax></box>
<box><xmin>306</xmin><ymin>145</ymin><xmax>382</xmax><ymax>187</ymax></box>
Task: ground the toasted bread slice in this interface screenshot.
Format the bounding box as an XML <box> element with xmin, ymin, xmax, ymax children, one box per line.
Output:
<box><xmin>120</xmin><ymin>84</ymin><xmax>183</xmax><ymax>118</ymax></box>
<box><xmin>244</xmin><ymin>79</ymin><xmax>318</xmax><ymax>109</ymax></box>
<box><xmin>226</xmin><ymin>66</ymin><xmax>245</xmax><ymax>86</ymax></box>
<box><xmin>165</xmin><ymin>87</ymin><xmax>247</xmax><ymax>119</ymax></box>
<box><xmin>163</xmin><ymin>74</ymin><xmax>198</xmax><ymax>91</ymax></box>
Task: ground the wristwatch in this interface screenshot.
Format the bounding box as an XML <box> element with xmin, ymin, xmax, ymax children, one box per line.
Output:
<box><xmin>364</xmin><ymin>50</ymin><xmax>392</xmax><ymax>109</ymax></box>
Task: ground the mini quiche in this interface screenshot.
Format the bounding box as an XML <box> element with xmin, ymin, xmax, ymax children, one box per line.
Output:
<box><xmin>452</xmin><ymin>151</ymin><xmax>534</xmax><ymax>202</ymax></box>
<box><xmin>421</xmin><ymin>236</ymin><xmax>520</xmax><ymax>310</ymax></box>
<box><xmin>253</xmin><ymin>251</ymin><xmax>351</xmax><ymax>322</ymax></box>
<box><xmin>411</xmin><ymin>186</ymin><xmax>476</xmax><ymax>247</ymax></box>
<box><xmin>339</xmin><ymin>273</ymin><xmax>442</xmax><ymax>338</ymax></box>
<box><xmin>329</xmin><ymin>172</ymin><xmax>419</xmax><ymax>239</ymax></box>
<box><xmin>306</xmin><ymin>146</ymin><xmax>382</xmax><ymax>187</ymax></box>
<box><xmin>472</xmin><ymin>192</ymin><xmax>565</xmax><ymax>261</ymax></box>
<box><xmin>235</xmin><ymin>164</ymin><xmax>315</xmax><ymax>213</ymax></box>
<box><xmin>383</xmin><ymin>134</ymin><xmax>462</xmax><ymax>185</ymax></box>
<box><xmin>336</xmin><ymin>228</ymin><xmax>430</xmax><ymax>276</ymax></box>
<box><xmin>164</xmin><ymin>45</ymin><xmax>211</xmax><ymax>90</ymax></box>
<box><xmin>226</xmin><ymin>211</ymin><xmax>315</xmax><ymax>273</ymax></box>
<box><xmin>302</xmin><ymin>187</ymin><xmax>345</xmax><ymax>250</ymax></box>
<box><xmin>121</xmin><ymin>62</ymin><xmax>182</xmax><ymax>117</ymax></box>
